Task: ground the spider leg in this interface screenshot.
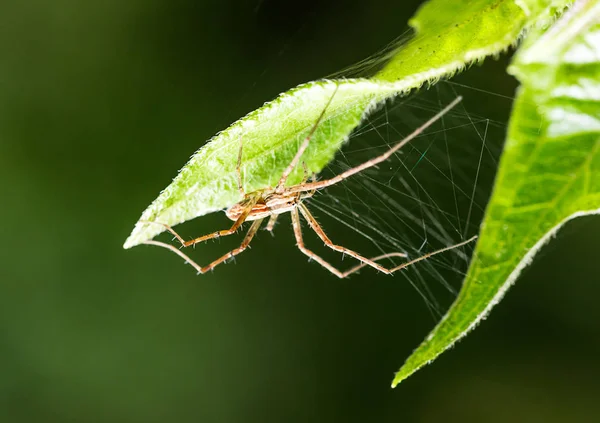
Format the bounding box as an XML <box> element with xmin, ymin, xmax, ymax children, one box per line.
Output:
<box><xmin>265</xmin><ymin>214</ymin><xmax>278</xmax><ymax>232</ymax></box>
<box><xmin>291</xmin><ymin>208</ymin><xmax>406</xmax><ymax>278</ymax></box>
<box><xmin>340</xmin><ymin>235</ymin><xmax>478</xmax><ymax>277</ymax></box>
<box><xmin>288</xmin><ymin>97</ymin><xmax>462</xmax><ymax>195</ymax></box>
<box><xmin>298</xmin><ymin>162</ymin><xmax>317</xmax><ymax>198</ymax></box>
<box><xmin>298</xmin><ymin>203</ymin><xmax>477</xmax><ymax>277</ymax></box>
<box><xmin>276</xmin><ymin>84</ymin><xmax>339</xmax><ymax>193</ymax></box>
<box><xmin>142</xmin><ymin>240</ymin><xmax>203</xmax><ymax>273</ymax></box>
<box><xmin>198</xmin><ymin>218</ymin><xmax>264</xmax><ymax>272</ymax></box>
<box><xmin>388</xmin><ymin>235</ymin><xmax>477</xmax><ymax>272</ymax></box>
<box><xmin>140</xmin><ymin>196</ymin><xmax>259</xmax><ymax>248</ymax></box>
<box><xmin>143</xmin><ymin>218</ymin><xmax>264</xmax><ymax>274</ymax></box>
<box><xmin>291</xmin><ymin>207</ymin><xmax>344</xmax><ymax>278</ymax></box>
<box><xmin>297</xmin><ymin>203</ymin><xmax>394</xmax><ymax>274</ymax></box>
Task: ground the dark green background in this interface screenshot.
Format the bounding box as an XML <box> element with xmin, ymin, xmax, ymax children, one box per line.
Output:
<box><xmin>1</xmin><ymin>0</ymin><xmax>599</xmax><ymax>422</ymax></box>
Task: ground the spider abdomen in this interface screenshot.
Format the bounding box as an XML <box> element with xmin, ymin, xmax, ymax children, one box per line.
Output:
<box><xmin>225</xmin><ymin>192</ymin><xmax>301</xmax><ymax>222</ymax></box>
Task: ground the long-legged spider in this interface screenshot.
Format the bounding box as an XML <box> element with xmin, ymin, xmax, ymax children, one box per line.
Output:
<box><xmin>142</xmin><ymin>93</ymin><xmax>476</xmax><ymax>277</ymax></box>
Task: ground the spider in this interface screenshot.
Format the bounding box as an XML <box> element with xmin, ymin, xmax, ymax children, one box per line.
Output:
<box><xmin>142</xmin><ymin>93</ymin><xmax>476</xmax><ymax>277</ymax></box>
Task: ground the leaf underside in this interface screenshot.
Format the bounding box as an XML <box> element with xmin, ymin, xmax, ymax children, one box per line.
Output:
<box><xmin>392</xmin><ymin>0</ymin><xmax>600</xmax><ymax>387</ymax></box>
<box><xmin>124</xmin><ymin>0</ymin><xmax>544</xmax><ymax>248</ymax></box>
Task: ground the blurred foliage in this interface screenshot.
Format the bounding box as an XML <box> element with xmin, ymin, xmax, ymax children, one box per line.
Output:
<box><xmin>0</xmin><ymin>0</ymin><xmax>599</xmax><ymax>422</ymax></box>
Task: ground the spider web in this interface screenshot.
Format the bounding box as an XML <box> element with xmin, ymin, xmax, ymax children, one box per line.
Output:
<box><xmin>147</xmin><ymin>74</ymin><xmax>514</xmax><ymax>320</ymax></box>
<box><xmin>303</xmin><ymin>81</ymin><xmax>513</xmax><ymax>319</ymax></box>
<box><xmin>144</xmin><ymin>15</ymin><xmax>516</xmax><ymax>319</ymax></box>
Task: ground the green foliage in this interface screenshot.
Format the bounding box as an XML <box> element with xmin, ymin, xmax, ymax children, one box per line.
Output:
<box><xmin>376</xmin><ymin>0</ymin><xmax>527</xmax><ymax>82</ymax></box>
<box><xmin>123</xmin><ymin>0</ymin><xmax>598</xmax><ymax>389</ymax></box>
<box><xmin>124</xmin><ymin>0</ymin><xmax>559</xmax><ymax>248</ymax></box>
<box><xmin>393</xmin><ymin>0</ymin><xmax>600</xmax><ymax>386</ymax></box>
<box><xmin>124</xmin><ymin>80</ymin><xmax>398</xmax><ymax>248</ymax></box>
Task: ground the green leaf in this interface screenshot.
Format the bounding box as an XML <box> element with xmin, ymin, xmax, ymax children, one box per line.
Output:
<box><xmin>124</xmin><ymin>0</ymin><xmax>553</xmax><ymax>249</ymax></box>
<box><xmin>376</xmin><ymin>0</ymin><xmax>526</xmax><ymax>82</ymax></box>
<box><xmin>123</xmin><ymin>80</ymin><xmax>401</xmax><ymax>248</ymax></box>
<box><xmin>375</xmin><ymin>0</ymin><xmax>571</xmax><ymax>82</ymax></box>
<box><xmin>392</xmin><ymin>0</ymin><xmax>600</xmax><ymax>387</ymax></box>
